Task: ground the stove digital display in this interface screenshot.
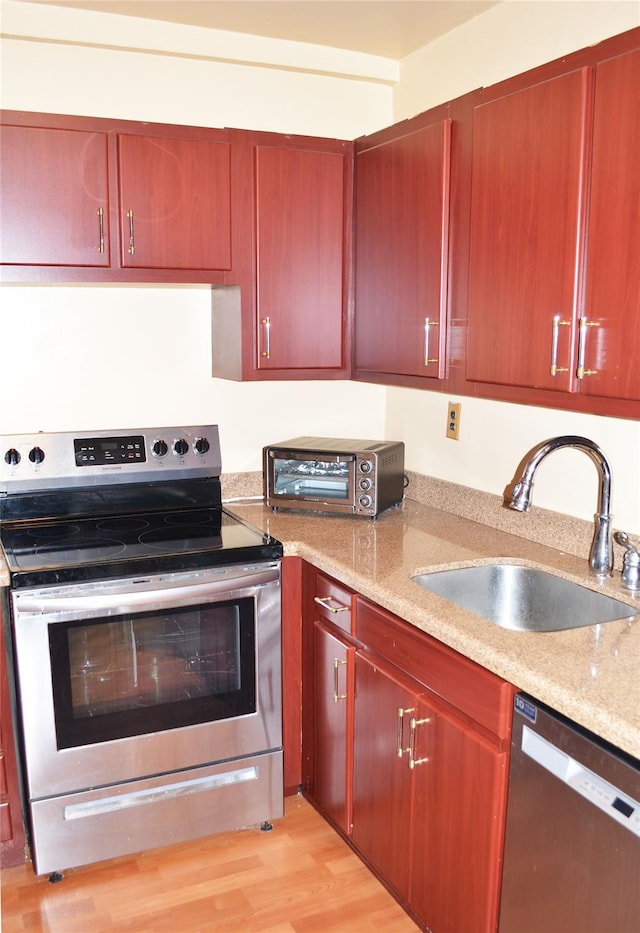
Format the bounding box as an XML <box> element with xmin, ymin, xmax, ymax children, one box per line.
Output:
<box><xmin>74</xmin><ymin>435</ymin><xmax>147</xmax><ymax>467</ymax></box>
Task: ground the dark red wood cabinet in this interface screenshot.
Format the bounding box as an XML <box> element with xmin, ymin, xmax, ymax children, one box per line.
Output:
<box><xmin>255</xmin><ymin>144</ymin><xmax>349</xmax><ymax>372</ymax></box>
<box><xmin>117</xmin><ymin>133</ymin><xmax>232</xmax><ymax>271</ymax></box>
<box><xmin>354</xmin><ymin>116</ymin><xmax>451</xmax><ymax>380</ymax></box>
<box><xmin>0</xmin><ymin>124</ymin><xmax>111</xmax><ymax>268</ymax></box>
<box><xmin>465</xmin><ymin>31</ymin><xmax>640</xmax><ymax>414</ymax></box>
<box><xmin>1</xmin><ymin>599</ymin><xmax>27</xmax><ymax>867</ymax></box>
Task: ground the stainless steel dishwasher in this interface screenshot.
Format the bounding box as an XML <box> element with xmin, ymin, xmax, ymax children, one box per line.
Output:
<box><xmin>499</xmin><ymin>693</ymin><xmax>640</xmax><ymax>932</ymax></box>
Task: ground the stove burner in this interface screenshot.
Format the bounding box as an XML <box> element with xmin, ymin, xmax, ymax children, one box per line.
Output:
<box><xmin>34</xmin><ymin>538</ymin><xmax>127</xmax><ymax>562</ymax></box>
<box><xmin>139</xmin><ymin>526</ymin><xmax>222</xmax><ymax>550</ymax></box>
<box><xmin>26</xmin><ymin>524</ymin><xmax>81</xmax><ymax>541</ymax></box>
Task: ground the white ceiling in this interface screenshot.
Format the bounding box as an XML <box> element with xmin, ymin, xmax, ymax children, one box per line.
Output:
<box><xmin>18</xmin><ymin>1</ymin><xmax>500</xmax><ymax>59</ymax></box>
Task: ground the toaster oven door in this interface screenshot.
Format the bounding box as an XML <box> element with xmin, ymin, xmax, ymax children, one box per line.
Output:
<box><xmin>267</xmin><ymin>450</ymin><xmax>356</xmax><ymax>511</ymax></box>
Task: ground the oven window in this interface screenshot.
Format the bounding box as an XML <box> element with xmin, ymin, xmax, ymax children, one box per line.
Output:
<box><xmin>272</xmin><ymin>456</ymin><xmax>352</xmax><ymax>500</ymax></box>
<box><xmin>49</xmin><ymin>598</ymin><xmax>256</xmax><ymax>749</ymax></box>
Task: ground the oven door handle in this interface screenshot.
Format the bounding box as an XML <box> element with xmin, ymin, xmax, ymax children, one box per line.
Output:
<box><xmin>13</xmin><ymin>566</ymin><xmax>280</xmax><ymax>615</ymax></box>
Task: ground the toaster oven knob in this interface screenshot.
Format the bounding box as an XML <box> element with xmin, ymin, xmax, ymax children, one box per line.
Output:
<box><xmin>359</xmin><ymin>478</ymin><xmax>372</xmax><ymax>491</ymax></box>
<box><xmin>174</xmin><ymin>438</ymin><xmax>189</xmax><ymax>456</ymax></box>
<box><xmin>28</xmin><ymin>446</ymin><xmax>45</xmax><ymax>465</ymax></box>
<box><xmin>358</xmin><ymin>494</ymin><xmax>373</xmax><ymax>509</ymax></box>
<box><xmin>194</xmin><ymin>437</ymin><xmax>210</xmax><ymax>455</ymax></box>
<box><xmin>359</xmin><ymin>460</ymin><xmax>373</xmax><ymax>474</ymax></box>
<box><xmin>4</xmin><ymin>447</ymin><xmax>20</xmax><ymax>466</ymax></box>
<box><xmin>152</xmin><ymin>440</ymin><xmax>168</xmax><ymax>458</ymax></box>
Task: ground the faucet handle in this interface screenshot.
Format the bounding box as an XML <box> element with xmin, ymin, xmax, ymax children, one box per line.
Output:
<box><xmin>614</xmin><ymin>531</ymin><xmax>640</xmax><ymax>591</ymax></box>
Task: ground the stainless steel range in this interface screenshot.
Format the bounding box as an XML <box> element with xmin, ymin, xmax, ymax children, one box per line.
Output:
<box><xmin>0</xmin><ymin>426</ymin><xmax>283</xmax><ymax>877</ymax></box>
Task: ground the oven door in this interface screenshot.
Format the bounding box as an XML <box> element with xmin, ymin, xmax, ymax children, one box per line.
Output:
<box><xmin>266</xmin><ymin>448</ymin><xmax>357</xmax><ymax>512</ymax></box>
<box><xmin>11</xmin><ymin>562</ymin><xmax>282</xmax><ymax>800</ymax></box>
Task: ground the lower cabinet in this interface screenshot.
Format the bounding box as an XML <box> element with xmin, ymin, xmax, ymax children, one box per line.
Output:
<box><xmin>303</xmin><ymin>565</ymin><xmax>514</xmax><ymax>932</ymax></box>
<box><xmin>1</xmin><ymin>597</ymin><xmax>27</xmax><ymax>867</ymax></box>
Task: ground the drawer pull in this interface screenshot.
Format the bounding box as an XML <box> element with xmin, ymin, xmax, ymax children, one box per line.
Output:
<box><xmin>333</xmin><ymin>658</ymin><xmax>347</xmax><ymax>702</ymax></box>
<box><xmin>396</xmin><ymin>706</ymin><xmax>415</xmax><ymax>759</ymax></box>
<box><xmin>314</xmin><ymin>596</ymin><xmax>349</xmax><ymax>613</ymax></box>
<box><xmin>408</xmin><ymin>716</ymin><xmax>431</xmax><ymax>769</ymax></box>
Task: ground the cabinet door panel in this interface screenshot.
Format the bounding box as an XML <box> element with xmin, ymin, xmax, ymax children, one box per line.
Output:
<box><xmin>466</xmin><ymin>69</ymin><xmax>590</xmax><ymax>391</ymax></box>
<box><xmin>118</xmin><ymin>134</ymin><xmax>232</xmax><ymax>270</ymax></box>
<box><xmin>582</xmin><ymin>47</ymin><xmax>640</xmax><ymax>401</ymax></box>
<box><xmin>411</xmin><ymin>698</ymin><xmax>508</xmax><ymax>932</ymax></box>
<box><xmin>312</xmin><ymin>621</ymin><xmax>354</xmax><ymax>834</ymax></box>
<box><xmin>0</xmin><ymin>125</ymin><xmax>110</xmax><ymax>267</ymax></box>
<box><xmin>255</xmin><ymin>146</ymin><xmax>346</xmax><ymax>370</ymax></box>
<box><xmin>352</xmin><ymin>652</ymin><xmax>420</xmax><ymax>901</ymax></box>
<box><xmin>355</xmin><ymin>120</ymin><xmax>451</xmax><ymax>377</ymax></box>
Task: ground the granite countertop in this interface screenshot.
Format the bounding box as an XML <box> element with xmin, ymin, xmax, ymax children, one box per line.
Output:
<box><xmin>225</xmin><ymin>495</ymin><xmax>640</xmax><ymax>760</ymax></box>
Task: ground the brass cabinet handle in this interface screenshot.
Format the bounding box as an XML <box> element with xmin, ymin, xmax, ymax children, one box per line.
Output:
<box><xmin>97</xmin><ymin>207</ymin><xmax>105</xmax><ymax>253</ymax></box>
<box><xmin>549</xmin><ymin>314</ymin><xmax>570</xmax><ymax>376</ymax></box>
<box><xmin>423</xmin><ymin>317</ymin><xmax>439</xmax><ymax>366</ymax></box>
<box><xmin>408</xmin><ymin>715</ymin><xmax>431</xmax><ymax>769</ymax></box>
<box><xmin>333</xmin><ymin>658</ymin><xmax>347</xmax><ymax>703</ymax></box>
<box><xmin>127</xmin><ymin>209</ymin><xmax>135</xmax><ymax>255</ymax></box>
<box><xmin>396</xmin><ymin>706</ymin><xmax>415</xmax><ymax>759</ymax></box>
<box><xmin>576</xmin><ymin>317</ymin><xmax>599</xmax><ymax>378</ymax></box>
<box><xmin>261</xmin><ymin>316</ymin><xmax>271</xmax><ymax>359</ymax></box>
<box><xmin>314</xmin><ymin>596</ymin><xmax>349</xmax><ymax>613</ymax></box>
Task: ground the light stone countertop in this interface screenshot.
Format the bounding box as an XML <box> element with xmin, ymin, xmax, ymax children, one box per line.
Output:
<box><xmin>224</xmin><ymin>494</ymin><xmax>640</xmax><ymax>760</ymax></box>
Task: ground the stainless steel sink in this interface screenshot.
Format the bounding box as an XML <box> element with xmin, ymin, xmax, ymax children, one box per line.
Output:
<box><xmin>410</xmin><ymin>564</ymin><xmax>638</xmax><ymax>632</ymax></box>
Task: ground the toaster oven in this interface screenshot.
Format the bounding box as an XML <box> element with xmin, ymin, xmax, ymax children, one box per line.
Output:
<box><xmin>263</xmin><ymin>437</ymin><xmax>405</xmax><ymax>517</ymax></box>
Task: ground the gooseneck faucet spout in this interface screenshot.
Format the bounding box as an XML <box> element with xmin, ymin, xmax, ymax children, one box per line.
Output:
<box><xmin>506</xmin><ymin>436</ymin><xmax>613</xmax><ymax>577</ymax></box>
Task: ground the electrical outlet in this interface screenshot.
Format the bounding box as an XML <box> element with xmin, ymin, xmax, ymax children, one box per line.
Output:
<box><xmin>446</xmin><ymin>402</ymin><xmax>461</xmax><ymax>440</ymax></box>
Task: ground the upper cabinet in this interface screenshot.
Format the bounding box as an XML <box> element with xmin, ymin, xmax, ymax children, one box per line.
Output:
<box><xmin>353</xmin><ymin>115</ymin><xmax>451</xmax><ymax>381</ymax></box>
<box><xmin>581</xmin><ymin>46</ymin><xmax>640</xmax><ymax>403</ymax></box>
<box><xmin>465</xmin><ymin>30</ymin><xmax>640</xmax><ymax>415</ymax></box>
<box><xmin>212</xmin><ymin>133</ymin><xmax>353</xmax><ymax>381</ymax></box>
<box><xmin>0</xmin><ymin>112</ymin><xmax>235</xmax><ymax>284</ymax></box>
<box><xmin>0</xmin><ymin>124</ymin><xmax>111</xmax><ymax>267</ymax></box>
<box><xmin>117</xmin><ymin>133</ymin><xmax>232</xmax><ymax>271</ymax></box>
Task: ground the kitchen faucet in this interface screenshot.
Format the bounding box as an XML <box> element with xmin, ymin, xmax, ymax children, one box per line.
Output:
<box><xmin>506</xmin><ymin>436</ymin><xmax>613</xmax><ymax>577</ymax></box>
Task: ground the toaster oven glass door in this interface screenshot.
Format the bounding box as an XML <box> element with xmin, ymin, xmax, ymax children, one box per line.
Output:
<box><xmin>271</xmin><ymin>453</ymin><xmax>355</xmax><ymax>501</ymax></box>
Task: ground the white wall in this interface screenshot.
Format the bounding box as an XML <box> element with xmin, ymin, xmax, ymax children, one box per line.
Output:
<box><xmin>1</xmin><ymin>0</ymin><xmax>638</xmax><ymax>531</ymax></box>
<box><xmin>385</xmin><ymin>0</ymin><xmax>640</xmax><ymax>533</ymax></box>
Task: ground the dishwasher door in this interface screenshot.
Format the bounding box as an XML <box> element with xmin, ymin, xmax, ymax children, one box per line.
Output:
<box><xmin>499</xmin><ymin>694</ymin><xmax>640</xmax><ymax>933</ymax></box>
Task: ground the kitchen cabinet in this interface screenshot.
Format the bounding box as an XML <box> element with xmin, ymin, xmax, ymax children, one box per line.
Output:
<box><xmin>0</xmin><ymin>111</ymin><xmax>235</xmax><ymax>284</ymax></box>
<box><xmin>580</xmin><ymin>45</ymin><xmax>640</xmax><ymax>402</ymax></box>
<box><xmin>302</xmin><ymin>568</ymin><xmax>355</xmax><ymax>834</ymax></box>
<box><xmin>117</xmin><ymin>133</ymin><xmax>231</xmax><ymax>271</ymax></box>
<box><xmin>212</xmin><ymin>133</ymin><xmax>353</xmax><ymax>381</ymax></box>
<box><xmin>354</xmin><ymin>114</ymin><xmax>451</xmax><ymax>381</ymax></box>
<box><xmin>1</xmin><ymin>598</ymin><xmax>27</xmax><ymax>867</ymax></box>
<box><xmin>466</xmin><ymin>31</ymin><xmax>640</xmax><ymax>412</ymax></box>
<box><xmin>0</xmin><ymin>123</ymin><xmax>111</xmax><ymax>267</ymax></box>
<box><xmin>352</xmin><ymin>597</ymin><xmax>512</xmax><ymax>932</ymax></box>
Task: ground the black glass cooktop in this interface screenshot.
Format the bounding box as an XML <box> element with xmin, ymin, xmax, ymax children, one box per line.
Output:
<box><xmin>1</xmin><ymin>507</ymin><xmax>282</xmax><ymax>589</ymax></box>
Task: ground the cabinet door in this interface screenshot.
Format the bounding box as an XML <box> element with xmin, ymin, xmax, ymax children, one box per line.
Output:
<box><xmin>352</xmin><ymin>651</ymin><xmax>423</xmax><ymax>902</ymax></box>
<box><xmin>255</xmin><ymin>146</ymin><xmax>347</xmax><ymax>370</ymax></box>
<box><xmin>1</xmin><ymin>602</ymin><xmax>27</xmax><ymax>866</ymax></box>
<box><xmin>410</xmin><ymin>697</ymin><xmax>508</xmax><ymax>933</ymax></box>
<box><xmin>312</xmin><ymin>620</ymin><xmax>354</xmax><ymax>835</ymax></box>
<box><xmin>466</xmin><ymin>68</ymin><xmax>590</xmax><ymax>391</ymax></box>
<box><xmin>117</xmin><ymin>134</ymin><xmax>232</xmax><ymax>270</ymax></box>
<box><xmin>581</xmin><ymin>47</ymin><xmax>640</xmax><ymax>401</ymax></box>
<box><xmin>354</xmin><ymin>119</ymin><xmax>451</xmax><ymax>378</ymax></box>
<box><xmin>0</xmin><ymin>125</ymin><xmax>110</xmax><ymax>267</ymax></box>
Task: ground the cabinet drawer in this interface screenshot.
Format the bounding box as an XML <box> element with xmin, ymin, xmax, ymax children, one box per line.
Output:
<box><xmin>312</xmin><ymin>572</ymin><xmax>354</xmax><ymax>634</ymax></box>
<box><xmin>355</xmin><ymin>596</ymin><xmax>513</xmax><ymax>739</ymax></box>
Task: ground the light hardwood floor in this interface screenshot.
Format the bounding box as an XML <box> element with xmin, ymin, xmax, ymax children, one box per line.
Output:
<box><xmin>1</xmin><ymin>796</ymin><xmax>419</xmax><ymax>932</ymax></box>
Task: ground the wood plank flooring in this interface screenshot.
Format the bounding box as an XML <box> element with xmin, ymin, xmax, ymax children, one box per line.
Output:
<box><xmin>1</xmin><ymin>795</ymin><xmax>419</xmax><ymax>931</ymax></box>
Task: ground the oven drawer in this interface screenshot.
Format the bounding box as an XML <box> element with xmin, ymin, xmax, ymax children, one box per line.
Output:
<box><xmin>29</xmin><ymin>750</ymin><xmax>283</xmax><ymax>875</ymax></box>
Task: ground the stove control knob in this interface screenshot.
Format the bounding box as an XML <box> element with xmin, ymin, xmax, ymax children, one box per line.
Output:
<box><xmin>194</xmin><ymin>437</ymin><xmax>210</xmax><ymax>455</ymax></box>
<box><xmin>4</xmin><ymin>448</ymin><xmax>21</xmax><ymax>466</ymax></box>
<box><xmin>152</xmin><ymin>439</ymin><xmax>168</xmax><ymax>458</ymax></box>
<box><xmin>174</xmin><ymin>438</ymin><xmax>189</xmax><ymax>457</ymax></box>
<box><xmin>28</xmin><ymin>446</ymin><xmax>45</xmax><ymax>465</ymax></box>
